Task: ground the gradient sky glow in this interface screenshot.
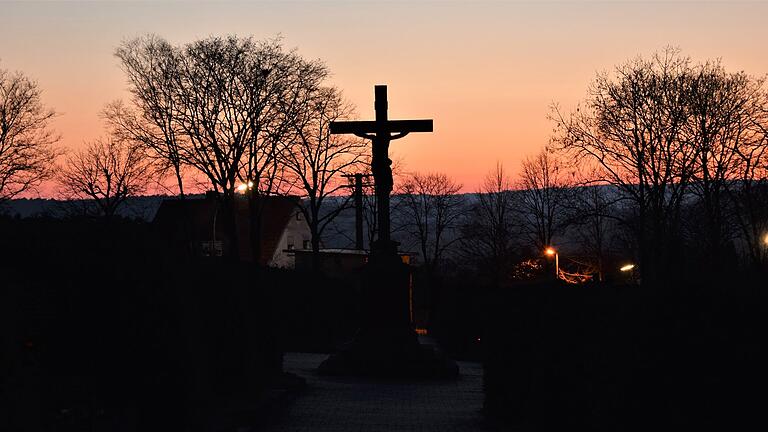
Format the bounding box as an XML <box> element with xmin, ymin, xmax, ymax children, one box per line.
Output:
<box><xmin>3</xmin><ymin>0</ymin><xmax>768</xmax><ymax>194</ymax></box>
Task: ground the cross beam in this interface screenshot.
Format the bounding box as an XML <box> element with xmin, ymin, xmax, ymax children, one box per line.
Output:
<box><xmin>330</xmin><ymin>85</ymin><xmax>433</xmax><ymax>250</ymax></box>
<box><xmin>329</xmin><ymin>119</ymin><xmax>433</xmax><ymax>138</ymax></box>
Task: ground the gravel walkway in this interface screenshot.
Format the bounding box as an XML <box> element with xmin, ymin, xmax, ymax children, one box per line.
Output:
<box><xmin>263</xmin><ymin>351</ymin><xmax>497</xmax><ymax>432</ymax></box>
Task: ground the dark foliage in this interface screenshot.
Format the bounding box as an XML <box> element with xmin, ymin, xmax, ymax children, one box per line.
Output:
<box><xmin>0</xmin><ymin>216</ymin><xmax>357</xmax><ymax>431</ymax></box>
<box><xmin>481</xmin><ymin>278</ymin><xmax>767</xmax><ymax>430</ymax></box>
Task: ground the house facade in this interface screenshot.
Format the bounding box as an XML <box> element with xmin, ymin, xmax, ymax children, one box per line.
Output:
<box><xmin>153</xmin><ymin>193</ymin><xmax>311</xmax><ymax>268</ymax></box>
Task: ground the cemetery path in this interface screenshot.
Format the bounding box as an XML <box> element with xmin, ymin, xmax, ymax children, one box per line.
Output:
<box><xmin>262</xmin><ymin>350</ymin><xmax>497</xmax><ymax>432</ymax></box>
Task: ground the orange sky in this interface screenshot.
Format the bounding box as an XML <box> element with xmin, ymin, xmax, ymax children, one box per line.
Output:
<box><xmin>3</xmin><ymin>1</ymin><xmax>768</xmax><ymax>194</ymax></box>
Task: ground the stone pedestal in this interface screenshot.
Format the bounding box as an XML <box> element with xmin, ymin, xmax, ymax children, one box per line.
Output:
<box><xmin>318</xmin><ymin>242</ymin><xmax>458</xmax><ymax>379</ymax></box>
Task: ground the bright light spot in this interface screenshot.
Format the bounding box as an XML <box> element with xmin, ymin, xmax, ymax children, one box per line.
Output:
<box><xmin>620</xmin><ymin>264</ymin><xmax>635</xmax><ymax>272</ymax></box>
<box><xmin>237</xmin><ymin>184</ymin><xmax>247</xmax><ymax>192</ymax></box>
<box><xmin>247</xmin><ymin>181</ymin><xmax>254</xmax><ymax>188</ymax></box>
<box><xmin>764</xmin><ymin>234</ymin><xmax>768</xmax><ymax>246</ymax></box>
<box><xmin>545</xmin><ymin>247</ymin><xmax>556</xmax><ymax>256</ymax></box>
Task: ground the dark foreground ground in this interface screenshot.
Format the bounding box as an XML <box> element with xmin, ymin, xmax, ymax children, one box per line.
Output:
<box><xmin>265</xmin><ymin>349</ymin><xmax>495</xmax><ymax>432</ymax></box>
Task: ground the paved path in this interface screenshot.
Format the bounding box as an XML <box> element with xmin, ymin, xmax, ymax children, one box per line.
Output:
<box><xmin>263</xmin><ymin>352</ymin><xmax>497</xmax><ymax>432</ymax></box>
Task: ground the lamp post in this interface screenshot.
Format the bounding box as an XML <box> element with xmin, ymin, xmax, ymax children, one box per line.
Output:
<box><xmin>545</xmin><ymin>247</ymin><xmax>558</xmax><ymax>279</ymax></box>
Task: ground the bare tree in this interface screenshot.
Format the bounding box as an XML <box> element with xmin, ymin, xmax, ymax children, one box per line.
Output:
<box><xmin>516</xmin><ymin>149</ymin><xmax>570</xmax><ymax>252</ymax></box>
<box><xmin>59</xmin><ymin>137</ymin><xmax>151</xmax><ymax>219</ymax></box>
<box><xmin>0</xmin><ymin>66</ymin><xmax>59</xmax><ymax>202</ymax></box>
<box><xmin>245</xmin><ymin>46</ymin><xmax>328</xmax><ymax>198</ymax></box>
<box><xmin>551</xmin><ymin>48</ymin><xmax>698</xmax><ymax>285</ymax></box>
<box><xmin>102</xmin><ymin>100</ymin><xmax>187</xmax><ymax>197</ymax></box>
<box><xmin>282</xmin><ymin>86</ymin><xmax>367</xmax><ymax>269</ymax></box>
<box><xmin>684</xmin><ymin>63</ymin><xmax>767</xmax><ymax>268</ymax></box>
<box><xmin>112</xmin><ymin>35</ymin><xmax>187</xmax><ymax>198</ymax></box>
<box><xmin>241</xmin><ymin>51</ymin><xmax>328</xmax><ymax>263</ymax></box>
<box><xmin>562</xmin><ymin>181</ymin><xmax>621</xmax><ymax>281</ymax></box>
<box><xmin>115</xmin><ymin>35</ymin><xmax>333</xmax><ymax>261</ymax></box>
<box><xmin>171</xmin><ymin>36</ymin><xmax>270</xmax><ymax>201</ymax></box>
<box><xmin>399</xmin><ymin>172</ymin><xmax>464</xmax><ymax>274</ymax></box>
<box><xmin>731</xmin><ymin>119</ymin><xmax>768</xmax><ymax>266</ymax></box>
<box><xmin>460</xmin><ymin>163</ymin><xmax>517</xmax><ymax>287</ymax></box>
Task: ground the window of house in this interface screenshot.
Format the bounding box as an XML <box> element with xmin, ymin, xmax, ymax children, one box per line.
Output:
<box><xmin>287</xmin><ymin>235</ymin><xmax>295</xmax><ymax>250</ymax></box>
<box><xmin>303</xmin><ymin>239</ymin><xmax>310</xmax><ymax>249</ymax></box>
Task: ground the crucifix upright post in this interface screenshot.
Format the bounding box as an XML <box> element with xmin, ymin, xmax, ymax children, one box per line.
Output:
<box><xmin>331</xmin><ymin>85</ymin><xmax>433</xmax><ymax>253</ymax></box>
<box><xmin>373</xmin><ymin>86</ymin><xmax>393</xmax><ymax>245</ymax></box>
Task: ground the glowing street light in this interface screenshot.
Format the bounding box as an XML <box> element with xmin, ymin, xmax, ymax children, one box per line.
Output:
<box><xmin>545</xmin><ymin>247</ymin><xmax>559</xmax><ymax>279</ymax></box>
<box><xmin>620</xmin><ymin>264</ymin><xmax>635</xmax><ymax>272</ymax></box>
<box><xmin>237</xmin><ymin>181</ymin><xmax>255</xmax><ymax>193</ymax></box>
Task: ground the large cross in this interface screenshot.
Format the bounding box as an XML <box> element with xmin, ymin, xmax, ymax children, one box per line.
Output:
<box><xmin>330</xmin><ymin>85</ymin><xmax>433</xmax><ymax>249</ymax></box>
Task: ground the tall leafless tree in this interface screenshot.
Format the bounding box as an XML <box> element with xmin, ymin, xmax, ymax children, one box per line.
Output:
<box><xmin>115</xmin><ymin>35</ymin><xmax>328</xmax><ymax>260</ymax></box>
<box><xmin>112</xmin><ymin>35</ymin><xmax>187</xmax><ymax>198</ymax></box>
<box><xmin>170</xmin><ymin>36</ymin><xmax>272</xmax><ymax>201</ymax></box>
<box><xmin>102</xmin><ymin>100</ymin><xmax>187</xmax><ymax>197</ymax></box>
<box><xmin>551</xmin><ymin>48</ymin><xmax>698</xmax><ymax>285</ymax></box>
<box><xmin>460</xmin><ymin>163</ymin><xmax>517</xmax><ymax>287</ymax></box>
<box><xmin>684</xmin><ymin>63</ymin><xmax>767</xmax><ymax>269</ymax></box>
<box><xmin>562</xmin><ymin>179</ymin><xmax>622</xmax><ymax>281</ymax></box>
<box><xmin>59</xmin><ymin>137</ymin><xmax>151</xmax><ymax>219</ymax></box>
<box><xmin>399</xmin><ymin>172</ymin><xmax>464</xmax><ymax>274</ymax></box>
<box><xmin>0</xmin><ymin>66</ymin><xmax>59</xmax><ymax>202</ymax></box>
<box><xmin>730</xmin><ymin>118</ymin><xmax>768</xmax><ymax>266</ymax></box>
<box><xmin>516</xmin><ymin>149</ymin><xmax>570</xmax><ymax>252</ymax></box>
<box><xmin>233</xmin><ymin>41</ymin><xmax>328</xmax><ymax>263</ymax></box>
<box><xmin>282</xmin><ymin>86</ymin><xmax>367</xmax><ymax>269</ymax></box>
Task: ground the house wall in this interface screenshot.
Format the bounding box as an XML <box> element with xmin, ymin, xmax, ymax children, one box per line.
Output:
<box><xmin>268</xmin><ymin>209</ymin><xmax>311</xmax><ymax>268</ymax></box>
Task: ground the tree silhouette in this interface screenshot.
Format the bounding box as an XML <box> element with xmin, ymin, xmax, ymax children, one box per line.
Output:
<box><xmin>115</xmin><ymin>35</ymin><xmax>329</xmax><ymax>260</ymax></box>
<box><xmin>0</xmin><ymin>66</ymin><xmax>59</xmax><ymax>202</ymax></box>
<box><xmin>684</xmin><ymin>62</ymin><xmax>767</xmax><ymax>270</ymax></box>
<box><xmin>399</xmin><ymin>172</ymin><xmax>464</xmax><ymax>275</ymax></box>
<box><xmin>58</xmin><ymin>137</ymin><xmax>151</xmax><ymax>219</ymax></box>
<box><xmin>282</xmin><ymin>86</ymin><xmax>367</xmax><ymax>269</ymax></box>
<box><xmin>551</xmin><ymin>48</ymin><xmax>700</xmax><ymax>285</ymax></box>
<box><xmin>112</xmin><ymin>35</ymin><xmax>187</xmax><ymax>198</ymax></box>
<box><xmin>516</xmin><ymin>149</ymin><xmax>570</xmax><ymax>253</ymax></box>
<box><xmin>460</xmin><ymin>163</ymin><xmax>517</xmax><ymax>287</ymax></box>
<box><xmin>552</xmin><ymin>48</ymin><xmax>768</xmax><ymax>282</ymax></box>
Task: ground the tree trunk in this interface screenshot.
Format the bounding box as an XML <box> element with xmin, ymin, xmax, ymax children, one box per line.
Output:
<box><xmin>222</xmin><ymin>194</ymin><xmax>240</xmax><ymax>261</ymax></box>
<box><xmin>248</xmin><ymin>192</ymin><xmax>263</xmax><ymax>265</ymax></box>
<box><xmin>311</xmin><ymin>222</ymin><xmax>321</xmax><ymax>273</ymax></box>
<box><xmin>175</xmin><ymin>167</ymin><xmax>185</xmax><ymax>200</ymax></box>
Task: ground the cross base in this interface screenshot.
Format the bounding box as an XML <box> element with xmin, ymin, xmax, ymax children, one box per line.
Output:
<box><xmin>318</xmin><ymin>249</ymin><xmax>458</xmax><ymax>379</ymax></box>
<box><xmin>317</xmin><ymin>327</ymin><xmax>458</xmax><ymax>379</ymax></box>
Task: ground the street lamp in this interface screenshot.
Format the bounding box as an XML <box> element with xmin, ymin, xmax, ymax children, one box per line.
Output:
<box><xmin>620</xmin><ymin>264</ymin><xmax>635</xmax><ymax>272</ymax></box>
<box><xmin>545</xmin><ymin>247</ymin><xmax>558</xmax><ymax>279</ymax></box>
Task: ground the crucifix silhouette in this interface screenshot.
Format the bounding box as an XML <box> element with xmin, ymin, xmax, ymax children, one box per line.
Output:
<box><xmin>321</xmin><ymin>85</ymin><xmax>455</xmax><ymax>378</ymax></box>
<box><xmin>331</xmin><ymin>85</ymin><xmax>432</xmax><ymax>252</ymax></box>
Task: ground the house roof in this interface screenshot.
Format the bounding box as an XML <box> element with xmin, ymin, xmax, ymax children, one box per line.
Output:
<box><xmin>153</xmin><ymin>194</ymin><xmax>301</xmax><ymax>265</ymax></box>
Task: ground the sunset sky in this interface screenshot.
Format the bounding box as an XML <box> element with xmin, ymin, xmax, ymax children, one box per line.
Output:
<box><xmin>3</xmin><ymin>0</ymin><xmax>768</xmax><ymax>194</ymax></box>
